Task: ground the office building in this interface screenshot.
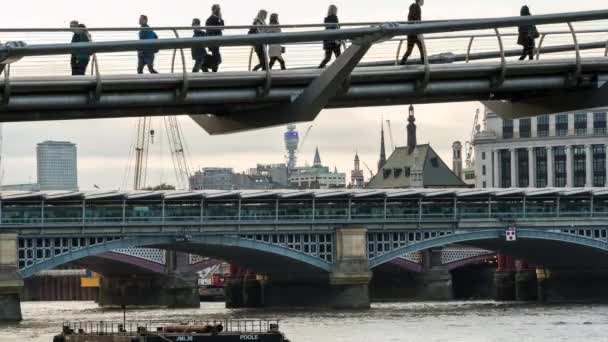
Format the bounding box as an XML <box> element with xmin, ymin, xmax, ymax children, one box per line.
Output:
<box><xmin>37</xmin><ymin>141</ymin><xmax>78</xmax><ymax>191</ymax></box>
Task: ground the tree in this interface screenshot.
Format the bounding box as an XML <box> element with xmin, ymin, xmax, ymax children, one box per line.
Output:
<box><xmin>143</xmin><ymin>183</ymin><xmax>176</xmax><ymax>191</ymax></box>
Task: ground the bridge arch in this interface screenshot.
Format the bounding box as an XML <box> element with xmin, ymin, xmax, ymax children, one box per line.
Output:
<box><xmin>370</xmin><ymin>229</ymin><xmax>608</xmax><ymax>269</ymax></box>
<box><xmin>20</xmin><ymin>235</ymin><xmax>333</xmax><ymax>278</ymax></box>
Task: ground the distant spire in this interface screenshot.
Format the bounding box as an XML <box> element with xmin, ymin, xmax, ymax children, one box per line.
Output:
<box><xmin>313</xmin><ymin>146</ymin><xmax>322</xmax><ymax>167</ymax></box>
<box><xmin>407</xmin><ymin>105</ymin><xmax>417</xmax><ymax>155</ymax></box>
<box><xmin>378</xmin><ymin>121</ymin><xmax>387</xmax><ymax>171</ymax></box>
<box><xmin>354</xmin><ymin>152</ymin><xmax>361</xmax><ymax>171</ymax></box>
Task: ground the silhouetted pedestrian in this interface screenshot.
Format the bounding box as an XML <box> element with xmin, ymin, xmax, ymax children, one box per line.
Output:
<box><xmin>268</xmin><ymin>13</ymin><xmax>286</xmax><ymax>70</ymax></box>
<box><xmin>70</xmin><ymin>21</ymin><xmax>92</xmax><ymax>75</ymax></box>
<box><xmin>191</xmin><ymin>18</ymin><xmax>209</xmax><ymax>72</ymax></box>
<box><xmin>318</xmin><ymin>5</ymin><xmax>341</xmax><ymax>68</ymax></box>
<box><xmin>250</xmin><ymin>10</ymin><xmax>269</xmax><ymax>71</ymax></box>
<box><xmin>400</xmin><ymin>0</ymin><xmax>424</xmax><ymax>65</ymax></box>
<box><xmin>205</xmin><ymin>4</ymin><xmax>225</xmax><ymax>72</ymax></box>
<box><xmin>517</xmin><ymin>5</ymin><xmax>539</xmax><ymax>61</ymax></box>
<box><xmin>137</xmin><ymin>15</ymin><xmax>159</xmax><ymax>74</ymax></box>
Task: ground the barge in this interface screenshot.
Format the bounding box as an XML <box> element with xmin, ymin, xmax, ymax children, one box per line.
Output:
<box><xmin>53</xmin><ymin>319</ymin><xmax>291</xmax><ymax>342</ymax></box>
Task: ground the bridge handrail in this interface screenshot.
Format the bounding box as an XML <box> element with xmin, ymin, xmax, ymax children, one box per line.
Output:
<box><xmin>1</xmin><ymin>10</ymin><xmax>608</xmax><ymax>59</ymax></box>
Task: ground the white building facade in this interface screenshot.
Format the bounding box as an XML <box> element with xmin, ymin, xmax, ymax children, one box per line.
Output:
<box><xmin>37</xmin><ymin>141</ymin><xmax>78</xmax><ymax>191</ymax></box>
<box><xmin>474</xmin><ymin>108</ymin><xmax>608</xmax><ymax>189</ymax></box>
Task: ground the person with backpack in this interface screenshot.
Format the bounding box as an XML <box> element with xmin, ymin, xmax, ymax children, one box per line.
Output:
<box><xmin>191</xmin><ymin>18</ymin><xmax>209</xmax><ymax>72</ymax></box>
<box><xmin>137</xmin><ymin>15</ymin><xmax>159</xmax><ymax>74</ymax></box>
<box><xmin>205</xmin><ymin>4</ymin><xmax>225</xmax><ymax>72</ymax></box>
<box><xmin>318</xmin><ymin>5</ymin><xmax>341</xmax><ymax>68</ymax></box>
<box><xmin>517</xmin><ymin>5</ymin><xmax>539</xmax><ymax>61</ymax></box>
<box><xmin>70</xmin><ymin>21</ymin><xmax>92</xmax><ymax>75</ymax></box>
<box><xmin>250</xmin><ymin>10</ymin><xmax>269</xmax><ymax>71</ymax></box>
<box><xmin>268</xmin><ymin>13</ymin><xmax>286</xmax><ymax>70</ymax></box>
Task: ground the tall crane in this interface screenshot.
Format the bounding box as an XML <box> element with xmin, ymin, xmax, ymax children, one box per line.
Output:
<box><xmin>133</xmin><ymin>117</ymin><xmax>153</xmax><ymax>190</ymax></box>
<box><xmin>465</xmin><ymin>108</ymin><xmax>480</xmax><ymax>169</ymax></box>
<box><xmin>361</xmin><ymin>160</ymin><xmax>375</xmax><ymax>179</ymax></box>
<box><xmin>386</xmin><ymin>120</ymin><xmax>395</xmax><ymax>152</ymax></box>
<box><xmin>164</xmin><ymin>116</ymin><xmax>193</xmax><ymax>190</ymax></box>
<box><xmin>295</xmin><ymin>124</ymin><xmax>314</xmax><ymax>165</ymax></box>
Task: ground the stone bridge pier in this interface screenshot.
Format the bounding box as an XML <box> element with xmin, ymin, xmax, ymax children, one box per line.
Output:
<box><xmin>226</xmin><ymin>226</ymin><xmax>372</xmax><ymax>309</ymax></box>
<box><xmin>0</xmin><ymin>233</ymin><xmax>23</xmax><ymax>321</ymax></box>
<box><xmin>97</xmin><ymin>250</ymin><xmax>199</xmax><ymax>308</ymax></box>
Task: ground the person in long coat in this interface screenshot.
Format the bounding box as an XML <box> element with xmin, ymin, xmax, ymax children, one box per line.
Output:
<box><xmin>205</xmin><ymin>4</ymin><xmax>225</xmax><ymax>72</ymax></box>
<box><xmin>268</xmin><ymin>13</ymin><xmax>286</xmax><ymax>70</ymax></box>
<box><xmin>191</xmin><ymin>18</ymin><xmax>209</xmax><ymax>72</ymax></box>
<box><xmin>517</xmin><ymin>5</ymin><xmax>539</xmax><ymax>61</ymax></box>
<box><xmin>250</xmin><ymin>10</ymin><xmax>269</xmax><ymax>71</ymax></box>
<box><xmin>399</xmin><ymin>0</ymin><xmax>424</xmax><ymax>65</ymax></box>
<box><xmin>318</xmin><ymin>5</ymin><xmax>341</xmax><ymax>68</ymax></box>
<box><xmin>70</xmin><ymin>21</ymin><xmax>92</xmax><ymax>75</ymax></box>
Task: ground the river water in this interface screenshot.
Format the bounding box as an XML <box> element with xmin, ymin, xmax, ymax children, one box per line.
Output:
<box><xmin>2</xmin><ymin>301</ymin><xmax>608</xmax><ymax>342</ymax></box>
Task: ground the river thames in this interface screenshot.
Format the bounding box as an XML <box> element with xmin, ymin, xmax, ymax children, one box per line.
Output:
<box><xmin>2</xmin><ymin>301</ymin><xmax>608</xmax><ymax>341</ymax></box>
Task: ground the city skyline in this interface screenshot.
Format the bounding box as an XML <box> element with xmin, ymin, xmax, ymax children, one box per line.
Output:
<box><xmin>1</xmin><ymin>0</ymin><xmax>605</xmax><ymax>189</ymax></box>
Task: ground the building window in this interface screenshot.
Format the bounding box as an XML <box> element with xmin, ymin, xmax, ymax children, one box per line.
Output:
<box><xmin>503</xmin><ymin>120</ymin><xmax>514</xmax><ymax>139</ymax></box>
<box><xmin>482</xmin><ymin>165</ymin><xmax>486</xmax><ymax>176</ymax></box>
<box><xmin>517</xmin><ymin>149</ymin><xmax>529</xmax><ymax>187</ymax></box>
<box><xmin>556</xmin><ymin>114</ymin><xmax>569</xmax><ymax>137</ymax></box>
<box><xmin>535</xmin><ymin>148</ymin><xmax>547</xmax><ymax>188</ymax></box>
<box><xmin>482</xmin><ymin>152</ymin><xmax>486</xmax><ymax>161</ymax></box>
<box><xmin>537</xmin><ymin>115</ymin><xmax>549</xmax><ymax>137</ymax></box>
<box><xmin>574</xmin><ymin>113</ymin><xmax>588</xmax><ymax>136</ymax></box>
<box><xmin>573</xmin><ymin>145</ymin><xmax>586</xmax><ymax>187</ymax></box>
<box><xmin>593</xmin><ymin>145</ymin><xmax>606</xmax><ymax>187</ymax></box>
<box><xmin>594</xmin><ymin>112</ymin><xmax>607</xmax><ymax>135</ymax></box>
<box><xmin>519</xmin><ymin>118</ymin><xmax>531</xmax><ymax>138</ymax></box>
<box><xmin>500</xmin><ymin>150</ymin><xmax>511</xmax><ymax>188</ymax></box>
<box><xmin>482</xmin><ymin>181</ymin><xmax>487</xmax><ymax>188</ymax></box>
<box><xmin>430</xmin><ymin>157</ymin><xmax>439</xmax><ymax>168</ymax></box>
<box><xmin>554</xmin><ymin>147</ymin><xmax>567</xmax><ymax>187</ymax></box>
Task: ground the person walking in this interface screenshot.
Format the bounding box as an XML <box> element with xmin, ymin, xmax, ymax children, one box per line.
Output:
<box><xmin>250</xmin><ymin>10</ymin><xmax>269</xmax><ymax>71</ymax></box>
<box><xmin>70</xmin><ymin>21</ymin><xmax>92</xmax><ymax>75</ymax></box>
<box><xmin>399</xmin><ymin>0</ymin><xmax>424</xmax><ymax>65</ymax></box>
<box><xmin>268</xmin><ymin>13</ymin><xmax>286</xmax><ymax>70</ymax></box>
<box><xmin>517</xmin><ymin>5</ymin><xmax>539</xmax><ymax>61</ymax></box>
<box><xmin>137</xmin><ymin>15</ymin><xmax>159</xmax><ymax>74</ymax></box>
<box><xmin>191</xmin><ymin>18</ymin><xmax>209</xmax><ymax>72</ymax></box>
<box><xmin>205</xmin><ymin>4</ymin><xmax>225</xmax><ymax>72</ymax></box>
<box><xmin>318</xmin><ymin>5</ymin><xmax>341</xmax><ymax>68</ymax></box>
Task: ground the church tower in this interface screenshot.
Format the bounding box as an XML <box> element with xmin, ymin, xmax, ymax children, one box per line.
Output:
<box><xmin>351</xmin><ymin>153</ymin><xmax>365</xmax><ymax>188</ymax></box>
<box><xmin>407</xmin><ymin>105</ymin><xmax>417</xmax><ymax>155</ymax></box>
<box><xmin>378</xmin><ymin>121</ymin><xmax>387</xmax><ymax>172</ymax></box>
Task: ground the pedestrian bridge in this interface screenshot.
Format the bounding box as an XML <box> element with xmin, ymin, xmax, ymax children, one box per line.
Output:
<box><xmin>3</xmin><ymin>188</ymin><xmax>608</xmax><ymax>278</ymax></box>
<box><xmin>1</xmin><ymin>10</ymin><xmax>608</xmax><ymax>133</ymax></box>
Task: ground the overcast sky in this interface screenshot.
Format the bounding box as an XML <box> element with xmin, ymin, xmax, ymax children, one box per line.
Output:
<box><xmin>1</xmin><ymin>0</ymin><xmax>605</xmax><ymax>189</ymax></box>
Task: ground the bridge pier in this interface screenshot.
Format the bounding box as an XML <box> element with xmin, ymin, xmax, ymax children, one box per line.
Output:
<box><xmin>515</xmin><ymin>261</ymin><xmax>538</xmax><ymax>301</ymax></box>
<box><xmin>225</xmin><ymin>226</ymin><xmax>372</xmax><ymax>309</ymax></box>
<box><xmin>98</xmin><ymin>251</ymin><xmax>199</xmax><ymax>308</ymax></box>
<box><xmin>0</xmin><ymin>233</ymin><xmax>23</xmax><ymax>322</ymax></box>
<box><xmin>98</xmin><ymin>274</ymin><xmax>199</xmax><ymax>308</ymax></box>
<box><xmin>494</xmin><ymin>255</ymin><xmax>516</xmax><ymax>301</ymax></box>
<box><xmin>416</xmin><ymin>249</ymin><xmax>454</xmax><ymax>301</ymax></box>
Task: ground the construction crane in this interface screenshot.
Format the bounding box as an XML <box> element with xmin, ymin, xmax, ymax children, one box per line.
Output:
<box><xmin>464</xmin><ymin>108</ymin><xmax>480</xmax><ymax>170</ymax></box>
<box><xmin>133</xmin><ymin>117</ymin><xmax>153</xmax><ymax>190</ymax></box>
<box><xmin>386</xmin><ymin>120</ymin><xmax>395</xmax><ymax>151</ymax></box>
<box><xmin>361</xmin><ymin>160</ymin><xmax>375</xmax><ymax>179</ymax></box>
<box><xmin>295</xmin><ymin>124</ymin><xmax>314</xmax><ymax>164</ymax></box>
<box><xmin>164</xmin><ymin>116</ymin><xmax>193</xmax><ymax>190</ymax></box>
